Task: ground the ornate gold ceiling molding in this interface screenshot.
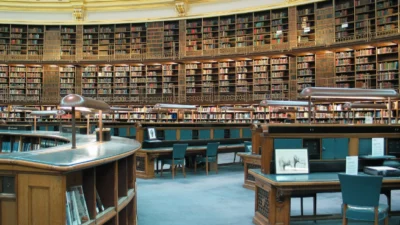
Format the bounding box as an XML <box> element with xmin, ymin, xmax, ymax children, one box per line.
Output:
<box><xmin>0</xmin><ymin>0</ymin><xmax>323</xmax><ymax>25</ymax></box>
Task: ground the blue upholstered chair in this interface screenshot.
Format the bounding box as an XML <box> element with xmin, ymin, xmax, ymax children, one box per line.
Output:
<box><xmin>160</xmin><ymin>143</ymin><xmax>188</xmax><ymax>179</ymax></box>
<box><xmin>338</xmin><ymin>173</ymin><xmax>389</xmax><ymax>225</ymax></box>
<box><xmin>194</xmin><ymin>142</ymin><xmax>219</xmax><ymax>175</ymax></box>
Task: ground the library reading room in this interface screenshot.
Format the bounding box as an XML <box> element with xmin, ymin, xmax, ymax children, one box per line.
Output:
<box><xmin>3</xmin><ymin>0</ymin><xmax>400</xmax><ymax>225</ymax></box>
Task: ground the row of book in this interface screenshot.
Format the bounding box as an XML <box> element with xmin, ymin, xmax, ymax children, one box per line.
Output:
<box><xmin>66</xmin><ymin>185</ymin><xmax>105</xmax><ymax>225</ymax></box>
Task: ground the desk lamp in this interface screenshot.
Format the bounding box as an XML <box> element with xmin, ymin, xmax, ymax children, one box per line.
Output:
<box><xmin>60</xmin><ymin>94</ymin><xmax>110</xmax><ymax>149</ymax></box>
<box><xmin>300</xmin><ymin>87</ymin><xmax>399</xmax><ymax>124</ymax></box>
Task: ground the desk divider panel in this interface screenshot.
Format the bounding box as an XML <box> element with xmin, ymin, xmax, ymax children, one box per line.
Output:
<box><xmin>118</xmin><ymin>128</ymin><xmax>128</xmax><ymax>137</ymax></box>
<box><xmin>199</xmin><ymin>129</ymin><xmax>211</xmax><ymax>140</ymax></box>
<box><xmin>387</xmin><ymin>138</ymin><xmax>400</xmax><ymax>157</ymax></box>
<box><xmin>242</xmin><ymin>128</ymin><xmax>252</xmax><ymax>138</ymax></box>
<box><xmin>39</xmin><ymin>126</ymin><xmax>46</xmax><ymax>131</ymax></box>
<box><xmin>180</xmin><ymin>129</ymin><xmax>192</xmax><ymax>140</ymax></box>
<box><xmin>303</xmin><ymin>138</ymin><xmax>320</xmax><ymax>160</ymax></box>
<box><xmin>164</xmin><ymin>129</ymin><xmax>177</xmax><ymax>141</ymax></box>
<box><xmin>230</xmin><ymin>129</ymin><xmax>240</xmax><ymax>139</ymax></box>
<box><xmin>129</xmin><ymin>127</ymin><xmax>136</xmax><ymax>137</ymax></box>
<box><xmin>274</xmin><ymin>139</ymin><xmax>303</xmax><ymax>149</ymax></box>
<box><xmin>358</xmin><ymin>138</ymin><xmax>372</xmax><ymax>156</ymax></box>
<box><xmin>322</xmin><ymin>138</ymin><xmax>349</xmax><ymax>160</ymax></box>
<box><xmin>214</xmin><ymin>129</ymin><xmax>225</xmax><ymax>139</ymax></box>
<box><xmin>47</xmin><ymin>126</ymin><xmax>55</xmax><ymax>131</ymax></box>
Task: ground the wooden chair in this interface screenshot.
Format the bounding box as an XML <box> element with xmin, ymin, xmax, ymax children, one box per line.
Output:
<box><xmin>194</xmin><ymin>142</ymin><xmax>219</xmax><ymax>175</ymax></box>
<box><xmin>160</xmin><ymin>143</ymin><xmax>188</xmax><ymax>179</ymax></box>
<box><xmin>338</xmin><ymin>173</ymin><xmax>389</xmax><ymax>225</ymax></box>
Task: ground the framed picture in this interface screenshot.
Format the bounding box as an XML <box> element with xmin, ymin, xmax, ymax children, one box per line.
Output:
<box><xmin>147</xmin><ymin>127</ymin><xmax>157</xmax><ymax>140</ymax></box>
<box><xmin>275</xmin><ymin>148</ymin><xmax>309</xmax><ymax>174</ymax></box>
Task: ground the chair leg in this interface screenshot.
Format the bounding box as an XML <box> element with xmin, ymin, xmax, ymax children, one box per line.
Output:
<box><xmin>300</xmin><ymin>197</ymin><xmax>304</xmax><ymax>216</ymax></box>
<box><xmin>183</xmin><ymin>163</ymin><xmax>186</xmax><ymax>178</ymax></box>
<box><xmin>233</xmin><ymin>152</ymin><xmax>236</xmax><ymax>163</ymax></box>
<box><xmin>342</xmin><ymin>206</ymin><xmax>348</xmax><ymax>225</ymax></box>
<box><xmin>313</xmin><ymin>194</ymin><xmax>317</xmax><ymax>223</ymax></box>
<box><xmin>160</xmin><ymin>162</ymin><xmax>164</xmax><ymax>177</ymax></box>
<box><xmin>156</xmin><ymin>158</ymin><xmax>159</xmax><ymax>174</ymax></box>
<box><xmin>216</xmin><ymin>155</ymin><xmax>218</xmax><ymax>174</ymax></box>
<box><xmin>206</xmin><ymin>158</ymin><xmax>209</xmax><ymax>176</ymax></box>
<box><xmin>172</xmin><ymin>162</ymin><xmax>175</xmax><ymax>179</ymax></box>
<box><xmin>194</xmin><ymin>160</ymin><xmax>197</xmax><ymax>173</ymax></box>
<box><xmin>384</xmin><ymin>216</ymin><xmax>389</xmax><ymax>225</ymax></box>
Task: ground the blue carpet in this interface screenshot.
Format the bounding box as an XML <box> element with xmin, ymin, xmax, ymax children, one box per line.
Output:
<box><xmin>137</xmin><ymin>160</ymin><xmax>400</xmax><ymax>225</ymax></box>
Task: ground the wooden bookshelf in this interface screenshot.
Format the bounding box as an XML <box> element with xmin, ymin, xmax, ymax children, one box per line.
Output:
<box><xmin>354</xmin><ymin>0</ymin><xmax>375</xmax><ymax>37</ymax></box>
<box><xmin>59</xmin><ymin>65</ymin><xmax>75</xmax><ymax>96</ymax></box>
<box><xmin>236</xmin><ymin>59</ymin><xmax>253</xmax><ymax>94</ymax></box>
<box><xmin>220</xmin><ymin>15</ymin><xmax>236</xmax><ymax>49</ymax></box>
<box><xmin>0</xmin><ymin>24</ymin><xmax>9</xmax><ymax>56</ymax></box>
<box><xmin>377</xmin><ymin>44</ymin><xmax>399</xmax><ymax>89</ymax></box>
<box><xmin>9</xmin><ymin>65</ymin><xmax>26</xmax><ymax>102</ymax></box>
<box><xmin>146</xmin><ymin>64</ymin><xmax>162</xmax><ymax>96</ymax></box>
<box><xmin>334</xmin><ymin>0</ymin><xmax>355</xmax><ymax>41</ymax></box>
<box><xmin>0</xmin><ymin>64</ymin><xmax>8</xmax><ymax>101</ymax></box>
<box><xmin>130</xmin><ymin>64</ymin><xmax>146</xmax><ymax>99</ymax></box>
<box><xmin>253</xmin><ymin>10</ymin><xmax>271</xmax><ymax>50</ymax></box>
<box><xmin>131</xmin><ymin>23</ymin><xmax>146</xmax><ymax>57</ymax></box>
<box><xmin>185</xmin><ymin>62</ymin><xmax>201</xmax><ymax>95</ymax></box>
<box><xmin>26</xmin><ymin>65</ymin><xmax>42</xmax><ymax>102</ymax></box>
<box><xmin>202</xmin><ymin>61</ymin><xmax>218</xmax><ymax>95</ymax></box>
<box><xmin>376</xmin><ymin>0</ymin><xmax>399</xmax><ymax>36</ymax></box>
<box><xmin>270</xmin><ymin>56</ymin><xmax>289</xmax><ymax>99</ymax></box>
<box><xmin>114</xmin><ymin>65</ymin><xmax>130</xmax><ymax>102</ymax></box>
<box><xmin>164</xmin><ymin>21</ymin><xmax>179</xmax><ymax>57</ymax></box>
<box><xmin>236</xmin><ymin>13</ymin><xmax>253</xmax><ymax>49</ymax></box>
<box><xmin>297</xmin><ymin>3</ymin><xmax>316</xmax><ymax>45</ymax></box>
<box><xmin>271</xmin><ymin>8</ymin><xmax>289</xmax><ymax>45</ymax></box>
<box><xmin>218</xmin><ymin>60</ymin><xmax>236</xmax><ymax>94</ymax></box>
<box><xmin>10</xmin><ymin>25</ymin><xmax>27</xmax><ymax>58</ymax></box>
<box><xmin>98</xmin><ymin>65</ymin><xmax>113</xmax><ymax>100</ymax></box>
<box><xmin>253</xmin><ymin>58</ymin><xmax>270</xmax><ymax>101</ymax></box>
<box><xmin>82</xmin><ymin>65</ymin><xmax>98</xmax><ymax>97</ymax></box>
<box><xmin>83</xmin><ymin>25</ymin><xmax>99</xmax><ymax>59</ymax></box>
<box><xmin>186</xmin><ymin>19</ymin><xmax>202</xmax><ymax>53</ymax></box>
<box><xmin>296</xmin><ymin>54</ymin><xmax>315</xmax><ymax>94</ymax></box>
<box><xmin>335</xmin><ymin>49</ymin><xmax>355</xmax><ymax>88</ymax></box>
<box><xmin>60</xmin><ymin>25</ymin><xmax>76</xmax><ymax>60</ymax></box>
<box><xmin>355</xmin><ymin>46</ymin><xmax>376</xmax><ymax>88</ymax></box>
<box><xmin>162</xmin><ymin>63</ymin><xmax>178</xmax><ymax>95</ymax></box>
<box><xmin>203</xmin><ymin>17</ymin><xmax>219</xmax><ymax>53</ymax></box>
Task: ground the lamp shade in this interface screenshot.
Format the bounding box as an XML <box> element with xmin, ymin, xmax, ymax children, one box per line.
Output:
<box><xmin>14</xmin><ymin>106</ymin><xmax>38</xmax><ymax>111</ymax></box>
<box><xmin>60</xmin><ymin>94</ymin><xmax>110</xmax><ymax>111</ymax></box>
<box><xmin>221</xmin><ymin>107</ymin><xmax>255</xmax><ymax>112</ymax></box>
<box><xmin>259</xmin><ymin>100</ymin><xmax>312</xmax><ymax>107</ymax></box>
<box><xmin>343</xmin><ymin>102</ymin><xmax>387</xmax><ymax>110</ymax></box>
<box><xmin>110</xmin><ymin>107</ymin><xmax>134</xmax><ymax>112</ymax></box>
<box><xmin>300</xmin><ymin>87</ymin><xmax>398</xmax><ymax>99</ymax></box>
<box><xmin>154</xmin><ymin>103</ymin><xmax>197</xmax><ymax>110</ymax></box>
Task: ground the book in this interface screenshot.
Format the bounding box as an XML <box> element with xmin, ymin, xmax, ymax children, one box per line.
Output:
<box><xmin>66</xmin><ymin>191</ymin><xmax>79</xmax><ymax>225</ymax></box>
<box><xmin>70</xmin><ymin>185</ymin><xmax>90</xmax><ymax>223</ymax></box>
<box><xmin>96</xmin><ymin>189</ymin><xmax>105</xmax><ymax>213</ymax></box>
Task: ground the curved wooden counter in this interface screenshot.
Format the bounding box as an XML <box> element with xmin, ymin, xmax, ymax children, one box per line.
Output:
<box><xmin>0</xmin><ymin>130</ymin><xmax>141</xmax><ymax>225</ymax></box>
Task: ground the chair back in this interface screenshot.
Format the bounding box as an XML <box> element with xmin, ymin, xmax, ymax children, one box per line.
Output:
<box><xmin>172</xmin><ymin>144</ymin><xmax>188</xmax><ymax>159</ymax></box>
<box><xmin>244</xmin><ymin>141</ymin><xmax>252</xmax><ymax>153</ymax></box>
<box><xmin>338</xmin><ymin>173</ymin><xmax>383</xmax><ymax>207</ymax></box>
<box><xmin>206</xmin><ymin>142</ymin><xmax>219</xmax><ymax>157</ymax></box>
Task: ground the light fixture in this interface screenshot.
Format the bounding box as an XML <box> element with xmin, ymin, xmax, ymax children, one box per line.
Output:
<box><xmin>60</xmin><ymin>94</ymin><xmax>110</xmax><ymax>149</ymax></box>
<box><xmin>221</xmin><ymin>107</ymin><xmax>255</xmax><ymax>112</ymax></box>
<box><xmin>110</xmin><ymin>107</ymin><xmax>134</xmax><ymax>113</ymax></box>
<box><xmin>259</xmin><ymin>100</ymin><xmax>313</xmax><ymax>107</ymax></box>
<box><xmin>343</xmin><ymin>102</ymin><xmax>387</xmax><ymax>110</ymax></box>
<box><xmin>299</xmin><ymin>87</ymin><xmax>399</xmax><ymax>100</ymax></box>
<box><xmin>30</xmin><ymin>110</ymin><xmax>66</xmax><ymax>132</ymax></box>
<box><xmin>300</xmin><ymin>87</ymin><xmax>398</xmax><ymax>124</ymax></box>
<box><xmin>14</xmin><ymin>106</ymin><xmax>38</xmax><ymax>111</ymax></box>
<box><xmin>154</xmin><ymin>103</ymin><xmax>197</xmax><ymax>110</ymax></box>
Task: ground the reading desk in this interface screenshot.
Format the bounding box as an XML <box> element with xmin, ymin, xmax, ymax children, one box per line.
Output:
<box><xmin>250</xmin><ymin>169</ymin><xmax>400</xmax><ymax>225</ymax></box>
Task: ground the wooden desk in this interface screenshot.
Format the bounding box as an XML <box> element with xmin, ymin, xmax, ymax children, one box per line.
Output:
<box><xmin>137</xmin><ymin>143</ymin><xmax>244</xmax><ymax>179</ymax></box>
<box><xmin>0</xmin><ymin>131</ymin><xmax>141</xmax><ymax>225</ymax></box>
<box><xmin>249</xmin><ymin>169</ymin><xmax>400</xmax><ymax>225</ymax></box>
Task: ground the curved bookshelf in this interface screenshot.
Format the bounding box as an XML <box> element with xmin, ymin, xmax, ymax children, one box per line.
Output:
<box><xmin>0</xmin><ymin>130</ymin><xmax>140</xmax><ymax>225</ymax></box>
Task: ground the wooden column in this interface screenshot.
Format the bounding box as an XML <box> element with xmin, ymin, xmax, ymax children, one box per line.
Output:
<box><xmin>315</xmin><ymin>5</ymin><xmax>334</xmax><ymax>46</ymax></box>
<box><xmin>288</xmin><ymin>6</ymin><xmax>297</xmax><ymax>49</ymax></box>
<box><xmin>316</xmin><ymin>52</ymin><xmax>335</xmax><ymax>87</ymax></box>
